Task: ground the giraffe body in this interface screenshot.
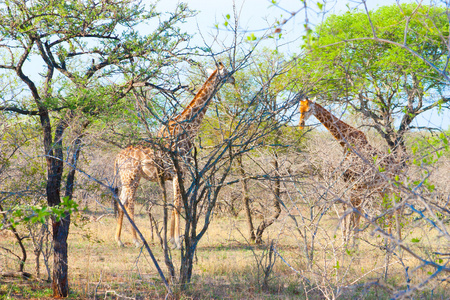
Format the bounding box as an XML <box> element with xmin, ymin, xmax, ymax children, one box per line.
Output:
<box><xmin>114</xmin><ymin>62</ymin><xmax>234</xmax><ymax>248</ymax></box>
<box><xmin>299</xmin><ymin>98</ymin><xmax>404</xmax><ymax>240</ymax></box>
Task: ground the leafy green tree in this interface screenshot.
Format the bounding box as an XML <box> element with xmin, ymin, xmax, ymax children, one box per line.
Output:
<box><xmin>295</xmin><ymin>4</ymin><xmax>449</xmax><ymax>153</ymax></box>
<box><xmin>0</xmin><ymin>0</ymin><xmax>194</xmax><ymax>296</ymax></box>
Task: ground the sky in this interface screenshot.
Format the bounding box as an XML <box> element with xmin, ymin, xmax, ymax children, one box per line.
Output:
<box><xmin>158</xmin><ymin>0</ymin><xmax>403</xmax><ymax>53</ymax></box>
<box><xmin>2</xmin><ymin>0</ymin><xmax>447</xmax><ymax>130</ymax></box>
<box><xmin>155</xmin><ymin>0</ymin><xmax>449</xmax><ymax>130</ymax></box>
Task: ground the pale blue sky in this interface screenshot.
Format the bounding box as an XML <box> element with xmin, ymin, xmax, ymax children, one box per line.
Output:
<box><xmin>159</xmin><ymin>0</ymin><xmax>405</xmax><ymax>52</ymax></box>
<box><xmin>2</xmin><ymin>0</ymin><xmax>447</xmax><ymax>130</ymax></box>
<box><xmin>156</xmin><ymin>0</ymin><xmax>448</xmax><ymax>130</ymax></box>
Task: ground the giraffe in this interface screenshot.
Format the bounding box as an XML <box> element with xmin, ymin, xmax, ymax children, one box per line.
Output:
<box><xmin>114</xmin><ymin>62</ymin><xmax>235</xmax><ymax>248</ymax></box>
<box><xmin>298</xmin><ymin>97</ymin><xmax>403</xmax><ymax>240</ymax></box>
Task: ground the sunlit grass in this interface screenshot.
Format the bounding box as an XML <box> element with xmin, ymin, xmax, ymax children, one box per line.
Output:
<box><xmin>1</xmin><ymin>201</ymin><xmax>449</xmax><ymax>299</ymax></box>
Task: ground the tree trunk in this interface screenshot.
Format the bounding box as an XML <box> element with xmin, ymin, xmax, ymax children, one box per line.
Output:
<box><xmin>51</xmin><ymin>213</ymin><xmax>70</xmax><ymax>296</ymax></box>
<box><xmin>46</xmin><ymin>117</ymin><xmax>88</xmax><ymax>297</ymax></box>
<box><xmin>179</xmin><ymin>149</ymin><xmax>211</xmax><ymax>287</ymax></box>
<box><xmin>237</xmin><ymin>155</ymin><xmax>255</xmax><ymax>242</ymax></box>
<box><xmin>157</xmin><ymin>172</ymin><xmax>176</xmax><ymax>281</ymax></box>
<box><xmin>255</xmin><ymin>152</ymin><xmax>281</xmax><ymax>244</ymax></box>
<box><xmin>180</xmin><ymin>243</ymin><xmax>196</xmax><ymax>287</ymax></box>
<box><xmin>180</xmin><ymin>169</ymin><xmax>197</xmax><ymax>287</ymax></box>
<box><xmin>42</xmin><ymin>116</ymin><xmax>69</xmax><ymax>297</ymax></box>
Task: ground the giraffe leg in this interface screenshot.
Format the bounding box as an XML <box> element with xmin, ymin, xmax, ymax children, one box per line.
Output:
<box><xmin>350</xmin><ymin>196</ymin><xmax>362</xmax><ymax>247</ymax></box>
<box><xmin>395</xmin><ymin>206</ymin><xmax>402</xmax><ymax>240</ymax></box>
<box><xmin>115</xmin><ymin>185</ymin><xmax>138</xmax><ymax>247</ymax></box>
<box><xmin>342</xmin><ymin>201</ymin><xmax>356</xmax><ymax>243</ymax></box>
<box><xmin>351</xmin><ymin>212</ymin><xmax>360</xmax><ymax>238</ymax></box>
<box><xmin>343</xmin><ymin>194</ymin><xmax>361</xmax><ymax>245</ymax></box>
<box><xmin>170</xmin><ymin>176</ymin><xmax>182</xmax><ymax>249</ymax></box>
<box><xmin>126</xmin><ymin>200</ymin><xmax>140</xmax><ymax>247</ymax></box>
<box><xmin>115</xmin><ymin>208</ymin><xmax>125</xmax><ymax>247</ymax></box>
<box><xmin>148</xmin><ymin>202</ymin><xmax>155</xmax><ymax>242</ymax></box>
<box><xmin>115</xmin><ymin>185</ymin><xmax>129</xmax><ymax>247</ymax></box>
<box><xmin>173</xmin><ymin>205</ymin><xmax>181</xmax><ymax>248</ymax></box>
<box><xmin>385</xmin><ymin>205</ymin><xmax>402</xmax><ymax>240</ymax></box>
<box><xmin>342</xmin><ymin>204</ymin><xmax>349</xmax><ymax>243</ymax></box>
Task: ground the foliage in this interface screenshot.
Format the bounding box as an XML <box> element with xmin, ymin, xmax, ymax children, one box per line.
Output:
<box><xmin>1</xmin><ymin>1</ymin><xmax>449</xmax><ymax>298</ymax></box>
<box><xmin>0</xmin><ymin>0</ymin><xmax>195</xmax><ymax>121</ymax></box>
<box><xmin>1</xmin><ymin>197</ymin><xmax>78</xmax><ymax>234</ymax></box>
<box><xmin>0</xmin><ymin>0</ymin><xmax>196</xmax><ymax>296</ymax></box>
<box><xmin>294</xmin><ymin>3</ymin><xmax>450</xmax><ymax>150</ymax></box>
<box><xmin>201</xmin><ymin>50</ymin><xmax>303</xmax><ymax>150</ymax></box>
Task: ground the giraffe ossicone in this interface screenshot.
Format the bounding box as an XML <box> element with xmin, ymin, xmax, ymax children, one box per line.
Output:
<box><xmin>114</xmin><ymin>62</ymin><xmax>235</xmax><ymax>248</ymax></box>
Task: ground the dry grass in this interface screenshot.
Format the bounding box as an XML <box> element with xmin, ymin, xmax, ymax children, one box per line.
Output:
<box><xmin>2</xmin><ymin>130</ymin><xmax>449</xmax><ymax>299</ymax></box>
<box><xmin>2</xmin><ymin>197</ymin><xmax>449</xmax><ymax>299</ymax></box>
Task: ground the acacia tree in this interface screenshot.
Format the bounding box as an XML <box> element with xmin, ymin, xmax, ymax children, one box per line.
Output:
<box><xmin>175</xmin><ymin>72</ymin><xmax>301</xmax><ymax>285</ymax></box>
<box><xmin>293</xmin><ymin>4</ymin><xmax>449</xmax><ymax>153</ymax></box>
<box><xmin>0</xmin><ymin>0</ymin><xmax>194</xmax><ymax>296</ymax></box>
<box><xmin>242</xmin><ymin>52</ymin><xmax>287</xmax><ymax>244</ymax></box>
<box><xmin>197</xmin><ymin>50</ymin><xmax>302</xmax><ymax>244</ymax></box>
<box><xmin>125</xmin><ymin>50</ymin><xmax>304</xmax><ymax>286</ymax></box>
<box><xmin>265</xmin><ymin>2</ymin><xmax>450</xmax><ymax>297</ymax></box>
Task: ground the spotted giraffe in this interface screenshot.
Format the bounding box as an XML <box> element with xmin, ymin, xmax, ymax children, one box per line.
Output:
<box><xmin>114</xmin><ymin>62</ymin><xmax>235</xmax><ymax>248</ymax></box>
<box><xmin>298</xmin><ymin>97</ymin><xmax>404</xmax><ymax>240</ymax></box>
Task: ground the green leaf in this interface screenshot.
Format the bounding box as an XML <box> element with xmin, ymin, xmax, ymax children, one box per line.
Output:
<box><xmin>411</xmin><ymin>238</ymin><xmax>420</xmax><ymax>243</ymax></box>
<box><xmin>247</xmin><ymin>33</ymin><xmax>257</xmax><ymax>41</ymax></box>
<box><xmin>333</xmin><ymin>261</ymin><xmax>340</xmax><ymax>269</ymax></box>
<box><xmin>439</xmin><ymin>132</ymin><xmax>448</xmax><ymax>145</ymax></box>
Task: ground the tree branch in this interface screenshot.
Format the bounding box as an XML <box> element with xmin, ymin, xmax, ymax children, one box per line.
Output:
<box><xmin>319</xmin><ymin>37</ymin><xmax>450</xmax><ymax>83</ymax></box>
<box><xmin>415</xmin><ymin>96</ymin><xmax>450</xmax><ymax>115</ymax></box>
<box><xmin>0</xmin><ymin>106</ymin><xmax>39</xmax><ymax>115</ymax></box>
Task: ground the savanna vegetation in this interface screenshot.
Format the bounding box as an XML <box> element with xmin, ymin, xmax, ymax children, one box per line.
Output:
<box><xmin>1</xmin><ymin>0</ymin><xmax>449</xmax><ymax>299</ymax></box>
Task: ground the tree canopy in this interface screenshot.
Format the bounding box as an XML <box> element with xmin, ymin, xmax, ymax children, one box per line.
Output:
<box><xmin>1</xmin><ymin>1</ymin><xmax>449</xmax><ymax>298</ymax></box>
<box><xmin>294</xmin><ymin>3</ymin><xmax>449</xmax><ymax>151</ymax></box>
<box><xmin>0</xmin><ymin>0</ymin><xmax>195</xmax><ymax>296</ymax></box>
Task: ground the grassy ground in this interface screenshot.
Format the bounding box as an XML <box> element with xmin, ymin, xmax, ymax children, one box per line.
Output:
<box><xmin>1</xmin><ymin>202</ymin><xmax>449</xmax><ymax>299</ymax></box>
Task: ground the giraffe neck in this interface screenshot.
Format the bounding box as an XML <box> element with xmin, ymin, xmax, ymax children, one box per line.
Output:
<box><xmin>312</xmin><ymin>102</ymin><xmax>368</xmax><ymax>148</ymax></box>
<box><xmin>172</xmin><ymin>69</ymin><xmax>221</xmax><ymax>131</ymax></box>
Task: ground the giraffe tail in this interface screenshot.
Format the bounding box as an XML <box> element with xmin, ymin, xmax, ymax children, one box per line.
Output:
<box><xmin>112</xmin><ymin>159</ymin><xmax>120</xmax><ymax>218</ymax></box>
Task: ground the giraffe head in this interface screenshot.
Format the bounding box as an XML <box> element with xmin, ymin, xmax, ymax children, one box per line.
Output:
<box><xmin>215</xmin><ymin>62</ymin><xmax>235</xmax><ymax>85</ymax></box>
<box><xmin>299</xmin><ymin>97</ymin><xmax>316</xmax><ymax>129</ymax></box>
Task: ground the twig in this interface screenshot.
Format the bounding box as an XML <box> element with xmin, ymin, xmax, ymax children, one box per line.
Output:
<box><xmin>271</xmin><ymin>245</ymin><xmax>311</xmax><ymax>283</ymax></box>
<box><xmin>104</xmin><ymin>290</ymin><xmax>136</xmax><ymax>300</ymax></box>
<box><xmin>94</xmin><ymin>270</ymin><xmax>102</xmax><ymax>300</ymax></box>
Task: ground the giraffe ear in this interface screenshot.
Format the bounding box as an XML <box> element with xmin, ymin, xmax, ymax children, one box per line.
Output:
<box><xmin>312</xmin><ymin>96</ymin><xmax>317</xmax><ymax>102</ymax></box>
